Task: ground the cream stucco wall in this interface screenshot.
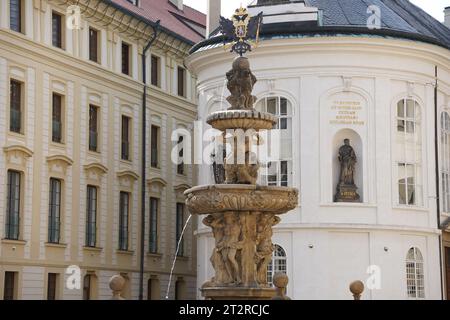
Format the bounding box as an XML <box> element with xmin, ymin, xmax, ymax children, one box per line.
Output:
<box><xmin>0</xmin><ymin>0</ymin><xmax>198</xmax><ymax>300</ymax></box>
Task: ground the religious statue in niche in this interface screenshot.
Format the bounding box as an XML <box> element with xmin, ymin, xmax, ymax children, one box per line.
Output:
<box><xmin>335</xmin><ymin>139</ymin><xmax>361</xmax><ymax>202</ymax></box>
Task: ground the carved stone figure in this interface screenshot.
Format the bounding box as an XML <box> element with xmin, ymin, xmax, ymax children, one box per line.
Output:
<box><xmin>256</xmin><ymin>214</ymin><xmax>281</xmax><ymax>285</ymax></box>
<box><xmin>338</xmin><ymin>139</ymin><xmax>356</xmax><ymax>185</ymax></box>
<box><xmin>335</xmin><ymin>139</ymin><xmax>360</xmax><ymax>202</ymax></box>
<box><xmin>218</xmin><ymin>212</ymin><xmax>243</xmax><ymax>284</ymax></box>
<box><xmin>225</xmin><ymin>151</ymin><xmax>259</xmax><ymax>185</ymax></box>
<box><xmin>203</xmin><ymin>214</ymin><xmax>229</xmax><ymax>284</ymax></box>
<box><xmin>226</xmin><ymin>56</ymin><xmax>257</xmax><ymax>110</ymax></box>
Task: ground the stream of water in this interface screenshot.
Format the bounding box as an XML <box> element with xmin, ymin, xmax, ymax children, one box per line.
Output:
<box><xmin>165</xmin><ymin>214</ymin><xmax>193</xmax><ymax>299</ymax></box>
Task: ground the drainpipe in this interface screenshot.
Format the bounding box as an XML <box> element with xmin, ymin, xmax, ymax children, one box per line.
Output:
<box><xmin>139</xmin><ymin>21</ymin><xmax>161</xmax><ymax>301</ymax></box>
<box><xmin>434</xmin><ymin>65</ymin><xmax>444</xmax><ymax>300</ymax></box>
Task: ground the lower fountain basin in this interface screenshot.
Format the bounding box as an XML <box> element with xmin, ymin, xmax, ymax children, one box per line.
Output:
<box><xmin>184</xmin><ymin>184</ymin><xmax>298</xmax><ymax>215</ymax></box>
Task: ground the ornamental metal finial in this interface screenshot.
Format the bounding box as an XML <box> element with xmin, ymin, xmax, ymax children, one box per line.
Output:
<box><xmin>220</xmin><ymin>6</ymin><xmax>263</xmax><ymax>56</ymax></box>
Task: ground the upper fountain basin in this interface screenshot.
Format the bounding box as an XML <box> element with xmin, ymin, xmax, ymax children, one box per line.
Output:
<box><xmin>184</xmin><ymin>184</ymin><xmax>299</xmax><ymax>215</ymax></box>
<box><xmin>207</xmin><ymin>110</ymin><xmax>277</xmax><ymax>131</ymax></box>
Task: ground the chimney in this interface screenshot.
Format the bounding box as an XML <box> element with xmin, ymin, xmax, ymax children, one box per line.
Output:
<box><xmin>445</xmin><ymin>6</ymin><xmax>450</xmax><ymax>28</ymax></box>
<box><xmin>169</xmin><ymin>0</ymin><xmax>183</xmax><ymax>11</ymax></box>
<box><xmin>207</xmin><ymin>0</ymin><xmax>221</xmax><ymax>37</ymax></box>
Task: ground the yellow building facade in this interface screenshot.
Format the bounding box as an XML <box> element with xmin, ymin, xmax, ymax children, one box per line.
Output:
<box><xmin>0</xmin><ymin>0</ymin><xmax>202</xmax><ymax>300</ymax></box>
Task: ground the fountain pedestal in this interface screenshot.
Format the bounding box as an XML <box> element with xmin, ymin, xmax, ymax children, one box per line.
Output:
<box><xmin>184</xmin><ymin>56</ymin><xmax>298</xmax><ymax>300</ymax></box>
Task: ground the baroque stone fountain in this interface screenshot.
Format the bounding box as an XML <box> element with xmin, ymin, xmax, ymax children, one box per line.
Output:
<box><xmin>184</xmin><ymin>59</ymin><xmax>298</xmax><ymax>300</ymax></box>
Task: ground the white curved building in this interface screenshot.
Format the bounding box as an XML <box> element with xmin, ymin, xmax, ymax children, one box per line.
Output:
<box><xmin>187</xmin><ymin>0</ymin><xmax>450</xmax><ymax>300</ymax></box>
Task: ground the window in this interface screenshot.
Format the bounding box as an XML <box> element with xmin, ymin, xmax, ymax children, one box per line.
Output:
<box><xmin>151</xmin><ymin>55</ymin><xmax>160</xmax><ymax>87</ymax></box>
<box><xmin>119</xmin><ymin>192</ymin><xmax>129</xmax><ymax>251</ymax></box>
<box><xmin>47</xmin><ymin>273</ymin><xmax>58</xmax><ymax>300</ymax></box>
<box><xmin>48</xmin><ymin>178</ymin><xmax>62</xmax><ymax>243</ymax></box>
<box><xmin>151</xmin><ymin>125</ymin><xmax>159</xmax><ymax>168</ymax></box>
<box><xmin>267</xmin><ymin>245</ymin><xmax>287</xmax><ymax>285</ymax></box>
<box><xmin>121</xmin><ymin>116</ymin><xmax>131</xmax><ymax>160</ymax></box>
<box><xmin>83</xmin><ymin>275</ymin><xmax>93</xmax><ymax>300</ymax></box>
<box><xmin>176</xmin><ymin>203</ymin><xmax>184</xmax><ymax>256</ymax></box>
<box><xmin>10</xmin><ymin>80</ymin><xmax>22</xmax><ymax>133</ymax></box>
<box><xmin>256</xmin><ymin>97</ymin><xmax>293</xmax><ymax>186</ymax></box>
<box><xmin>177</xmin><ymin>67</ymin><xmax>185</xmax><ymax>97</ymax></box>
<box><xmin>121</xmin><ymin>42</ymin><xmax>130</xmax><ymax>75</ymax></box>
<box><xmin>441</xmin><ymin>112</ymin><xmax>450</xmax><ymax>213</ymax></box>
<box><xmin>406</xmin><ymin>247</ymin><xmax>425</xmax><ymax>299</ymax></box>
<box><xmin>52</xmin><ymin>12</ymin><xmax>63</xmax><ymax>49</ymax></box>
<box><xmin>177</xmin><ymin>135</ymin><xmax>184</xmax><ymax>175</ymax></box>
<box><xmin>147</xmin><ymin>278</ymin><xmax>160</xmax><ymax>300</ymax></box>
<box><xmin>5</xmin><ymin>170</ymin><xmax>21</xmax><ymax>240</ymax></box>
<box><xmin>149</xmin><ymin>197</ymin><xmax>158</xmax><ymax>253</ymax></box>
<box><xmin>89</xmin><ymin>28</ymin><xmax>99</xmax><ymax>63</ymax></box>
<box><xmin>175</xmin><ymin>279</ymin><xmax>185</xmax><ymax>300</ymax></box>
<box><xmin>89</xmin><ymin>105</ymin><xmax>99</xmax><ymax>152</ymax></box>
<box><xmin>9</xmin><ymin>0</ymin><xmax>23</xmax><ymax>33</ymax></box>
<box><xmin>396</xmin><ymin>99</ymin><xmax>422</xmax><ymax>206</ymax></box>
<box><xmin>86</xmin><ymin>186</ymin><xmax>97</xmax><ymax>247</ymax></box>
<box><xmin>127</xmin><ymin>0</ymin><xmax>139</xmax><ymax>5</ymax></box>
<box><xmin>3</xmin><ymin>272</ymin><xmax>17</xmax><ymax>300</ymax></box>
<box><xmin>52</xmin><ymin>93</ymin><xmax>63</xmax><ymax>143</ymax></box>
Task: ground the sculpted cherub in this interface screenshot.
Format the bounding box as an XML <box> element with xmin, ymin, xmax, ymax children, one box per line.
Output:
<box><xmin>226</xmin><ymin>56</ymin><xmax>257</xmax><ymax>110</ymax></box>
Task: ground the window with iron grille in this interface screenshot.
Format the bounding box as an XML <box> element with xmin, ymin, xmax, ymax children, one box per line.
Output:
<box><xmin>52</xmin><ymin>12</ymin><xmax>63</xmax><ymax>49</ymax></box>
<box><xmin>47</xmin><ymin>273</ymin><xmax>58</xmax><ymax>300</ymax></box>
<box><xmin>121</xmin><ymin>42</ymin><xmax>130</xmax><ymax>75</ymax></box>
<box><xmin>176</xmin><ymin>203</ymin><xmax>184</xmax><ymax>256</ymax></box>
<box><xmin>9</xmin><ymin>0</ymin><xmax>22</xmax><ymax>33</ymax></box>
<box><xmin>119</xmin><ymin>192</ymin><xmax>129</xmax><ymax>251</ymax></box>
<box><xmin>48</xmin><ymin>178</ymin><xmax>62</xmax><ymax>244</ymax></box>
<box><xmin>5</xmin><ymin>170</ymin><xmax>21</xmax><ymax>240</ymax></box>
<box><xmin>406</xmin><ymin>247</ymin><xmax>425</xmax><ymax>299</ymax></box>
<box><xmin>121</xmin><ymin>116</ymin><xmax>130</xmax><ymax>160</ymax></box>
<box><xmin>151</xmin><ymin>125</ymin><xmax>159</xmax><ymax>168</ymax></box>
<box><xmin>177</xmin><ymin>67</ymin><xmax>185</xmax><ymax>97</ymax></box>
<box><xmin>267</xmin><ymin>245</ymin><xmax>287</xmax><ymax>285</ymax></box>
<box><xmin>396</xmin><ymin>99</ymin><xmax>422</xmax><ymax>206</ymax></box>
<box><xmin>3</xmin><ymin>271</ymin><xmax>17</xmax><ymax>300</ymax></box>
<box><xmin>10</xmin><ymin>80</ymin><xmax>22</xmax><ymax>133</ymax></box>
<box><xmin>177</xmin><ymin>135</ymin><xmax>184</xmax><ymax>175</ymax></box>
<box><xmin>89</xmin><ymin>28</ymin><xmax>99</xmax><ymax>63</ymax></box>
<box><xmin>149</xmin><ymin>198</ymin><xmax>158</xmax><ymax>253</ymax></box>
<box><xmin>89</xmin><ymin>105</ymin><xmax>99</xmax><ymax>152</ymax></box>
<box><xmin>151</xmin><ymin>55</ymin><xmax>160</xmax><ymax>87</ymax></box>
<box><xmin>52</xmin><ymin>93</ymin><xmax>63</xmax><ymax>143</ymax></box>
<box><xmin>86</xmin><ymin>186</ymin><xmax>97</xmax><ymax>247</ymax></box>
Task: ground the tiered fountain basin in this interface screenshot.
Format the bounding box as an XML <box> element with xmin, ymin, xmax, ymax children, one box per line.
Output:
<box><xmin>207</xmin><ymin>110</ymin><xmax>277</xmax><ymax>131</ymax></box>
<box><xmin>184</xmin><ymin>184</ymin><xmax>298</xmax><ymax>215</ymax></box>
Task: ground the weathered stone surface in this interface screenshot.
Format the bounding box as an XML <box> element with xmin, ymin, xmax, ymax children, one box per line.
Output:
<box><xmin>207</xmin><ymin>110</ymin><xmax>277</xmax><ymax>131</ymax></box>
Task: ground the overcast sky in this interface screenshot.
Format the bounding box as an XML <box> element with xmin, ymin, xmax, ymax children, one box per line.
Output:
<box><xmin>183</xmin><ymin>0</ymin><xmax>450</xmax><ymax>22</ymax></box>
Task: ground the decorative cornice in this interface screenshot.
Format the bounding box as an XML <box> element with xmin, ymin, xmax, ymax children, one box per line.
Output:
<box><xmin>147</xmin><ymin>177</ymin><xmax>168</xmax><ymax>187</ymax></box>
<box><xmin>3</xmin><ymin>145</ymin><xmax>33</xmax><ymax>158</ymax></box>
<box><xmin>117</xmin><ymin>170</ymin><xmax>139</xmax><ymax>181</ymax></box>
<box><xmin>84</xmin><ymin>162</ymin><xmax>108</xmax><ymax>175</ymax></box>
<box><xmin>46</xmin><ymin>155</ymin><xmax>74</xmax><ymax>166</ymax></box>
<box><xmin>174</xmin><ymin>183</ymin><xmax>192</xmax><ymax>192</ymax></box>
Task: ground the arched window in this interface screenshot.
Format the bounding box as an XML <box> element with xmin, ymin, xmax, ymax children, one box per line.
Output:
<box><xmin>406</xmin><ymin>247</ymin><xmax>425</xmax><ymax>299</ymax></box>
<box><xmin>256</xmin><ymin>97</ymin><xmax>293</xmax><ymax>187</ymax></box>
<box><xmin>396</xmin><ymin>98</ymin><xmax>422</xmax><ymax>206</ymax></box>
<box><xmin>441</xmin><ymin>112</ymin><xmax>450</xmax><ymax>213</ymax></box>
<box><xmin>267</xmin><ymin>245</ymin><xmax>287</xmax><ymax>285</ymax></box>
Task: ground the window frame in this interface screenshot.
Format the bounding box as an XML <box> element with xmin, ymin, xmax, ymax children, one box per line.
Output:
<box><xmin>47</xmin><ymin>273</ymin><xmax>58</xmax><ymax>300</ymax></box>
<box><xmin>51</xmin><ymin>93</ymin><xmax>64</xmax><ymax>144</ymax></box>
<box><xmin>177</xmin><ymin>67</ymin><xmax>186</xmax><ymax>97</ymax></box>
<box><xmin>118</xmin><ymin>191</ymin><xmax>130</xmax><ymax>251</ymax></box>
<box><xmin>3</xmin><ymin>271</ymin><xmax>18</xmax><ymax>300</ymax></box>
<box><xmin>89</xmin><ymin>27</ymin><xmax>100</xmax><ymax>63</ymax></box>
<box><xmin>151</xmin><ymin>125</ymin><xmax>160</xmax><ymax>168</ymax></box>
<box><xmin>267</xmin><ymin>244</ymin><xmax>287</xmax><ymax>285</ymax></box>
<box><xmin>9</xmin><ymin>0</ymin><xmax>24</xmax><ymax>33</ymax></box>
<box><xmin>5</xmin><ymin>170</ymin><xmax>21</xmax><ymax>240</ymax></box>
<box><xmin>175</xmin><ymin>203</ymin><xmax>184</xmax><ymax>257</ymax></box>
<box><xmin>121</xmin><ymin>115</ymin><xmax>131</xmax><ymax>161</ymax></box>
<box><xmin>51</xmin><ymin>11</ymin><xmax>65</xmax><ymax>49</ymax></box>
<box><xmin>149</xmin><ymin>197</ymin><xmax>159</xmax><ymax>254</ymax></box>
<box><xmin>9</xmin><ymin>79</ymin><xmax>23</xmax><ymax>134</ymax></box>
<box><xmin>151</xmin><ymin>55</ymin><xmax>161</xmax><ymax>87</ymax></box>
<box><xmin>177</xmin><ymin>135</ymin><xmax>185</xmax><ymax>175</ymax></box>
<box><xmin>406</xmin><ymin>247</ymin><xmax>425</xmax><ymax>299</ymax></box>
<box><xmin>440</xmin><ymin>111</ymin><xmax>450</xmax><ymax>213</ymax></box>
<box><xmin>48</xmin><ymin>178</ymin><xmax>62</xmax><ymax>244</ymax></box>
<box><xmin>89</xmin><ymin>104</ymin><xmax>99</xmax><ymax>152</ymax></box>
<box><xmin>121</xmin><ymin>41</ymin><xmax>131</xmax><ymax>76</ymax></box>
<box><xmin>86</xmin><ymin>185</ymin><xmax>98</xmax><ymax>248</ymax></box>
